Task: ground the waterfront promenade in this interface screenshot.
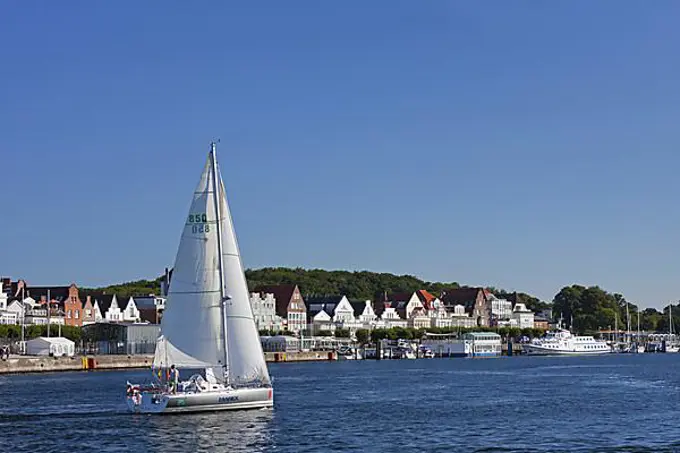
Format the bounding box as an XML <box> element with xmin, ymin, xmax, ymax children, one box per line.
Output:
<box><xmin>0</xmin><ymin>351</ymin><xmax>338</xmax><ymax>374</ymax></box>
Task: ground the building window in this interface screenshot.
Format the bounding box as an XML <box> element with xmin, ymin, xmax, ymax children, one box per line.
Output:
<box><xmin>75</xmin><ymin>310</ymin><xmax>79</xmax><ymax>319</ymax></box>
<box><xmin>67</xmin><ymin>310</ymin><xmax>72</xmax><ymax>318</ymax></box>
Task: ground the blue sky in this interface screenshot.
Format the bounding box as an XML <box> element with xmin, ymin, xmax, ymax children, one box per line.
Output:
<box><xmin>2</xmin><ymin>2</ymin><xmax>680</xmax><ymax>309</ymax></box>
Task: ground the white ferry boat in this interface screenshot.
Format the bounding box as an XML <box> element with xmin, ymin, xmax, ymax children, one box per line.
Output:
<box><xmin>522</xmin><ymin>328</ymin><xmax>612</xmax><ymax>356</ymax></box>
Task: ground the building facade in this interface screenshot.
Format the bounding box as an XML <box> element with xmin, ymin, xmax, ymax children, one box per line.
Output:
<box><xmin>253</xmin><ymin>285</ymin><xmax>307</xmax><ymax>333</ymax></box>
<box><xmin>249</xmin><ymin>292</ymin><xmax>284</xmax><ymax>331</ymax></box>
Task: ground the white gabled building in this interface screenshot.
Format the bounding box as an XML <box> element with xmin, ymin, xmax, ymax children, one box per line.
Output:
<box><xmin>120</xmin><ymin>296</ymin><xmax>140</xmax><ymax>322</ymax></box>
<box><xmin>376</xmin><ymin>302</ymin><xmax>408</xmax><ymax>328</ymax></box>
<box><xmin>306</xmin><ymin>295</ymin><xmax>364</xmax><ymax>332</ymax></box>
<box><xmin>512</xmin><ymin>303</ymin><xmax>535</xmax><ymax>329</ymax></box>
<box><xmin>96</xmin><ymin>295</ymin><xmax>123</xmax><ymax>322</ymax></box>
<box><xmin>350</xmin><ymin>300</ymin><xmax>378</xmax><ymax>328</ymax></box>
<box><xmin>309</xmin><ymin>308</ymin><xmax>334</xmax><ymax>334</ymax></box>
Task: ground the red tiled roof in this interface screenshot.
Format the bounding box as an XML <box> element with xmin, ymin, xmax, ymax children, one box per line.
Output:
<box><xmin>416</xmin><ymin>290</ymin><xmax>436</xmax><ymax>309</ymax></box>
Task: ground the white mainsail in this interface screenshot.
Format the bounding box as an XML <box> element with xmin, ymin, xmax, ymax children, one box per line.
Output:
<box><xmin>157</xmin><ymin>156</ymin><xmax>225</xmax><ymax>373</ymax></box>
<box><xmin>218</xmin><ymin>176</ymin><xmax>271</xmax><ymax>386</ymax></box>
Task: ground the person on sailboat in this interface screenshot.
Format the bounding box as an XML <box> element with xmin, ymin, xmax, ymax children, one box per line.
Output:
<box><xmin>169</xmin><ymin>365</ymin><xmax>179</xmax><ymax>394</ymax></box>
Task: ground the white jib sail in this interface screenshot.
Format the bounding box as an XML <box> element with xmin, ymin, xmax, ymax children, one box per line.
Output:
<box><xmin>159</xmin><ymin>156</ymin><xmax>225</xmax><ymax>374</ymax></box>
<box><xmin>216</xmin><ymin>167</ymin><xmax>271</xmax><ymax>386</ymax></box>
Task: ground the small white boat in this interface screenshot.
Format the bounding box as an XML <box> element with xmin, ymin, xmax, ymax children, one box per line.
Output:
<box><xmin>126</xmin><ymin>142</ymin><xmax>273</xmax><ymax>414</ymax></box>
<box><xmin>337</xmin><ymin>347</ymin><xmax>362</xmax><ymax>360</ymax></box>
<box><xmin>522</xmin><ymin>328</ymin><xmax>611</xmax><ymax>356</ymax></box>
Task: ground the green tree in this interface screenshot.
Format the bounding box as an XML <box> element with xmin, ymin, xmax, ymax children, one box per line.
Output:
<box><xmin>335</xmin><ymin>328</ymin><xmax>351</xmax><ymax>338</ymax></box>
<box><xmin>553</xmin><ymin>285</ymin><xmax>585</xmax><ymax>329</ymax></box>
<box><xmin>355</xmin><ymin>329</ymin><xmax>369</xmax><ymax>345</ymax></box>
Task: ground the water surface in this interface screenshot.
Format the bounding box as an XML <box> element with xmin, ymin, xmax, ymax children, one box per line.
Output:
<box><xmin>2</xmin><ymin>354</ymin><xmax>680</xmax><ymax>452</ymax></box>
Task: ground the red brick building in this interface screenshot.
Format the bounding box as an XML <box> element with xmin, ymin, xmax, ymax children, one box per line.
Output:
<box><xmin>18</xmin><ymin>282</ymin><xmax>84</xmax><ymax>327</ymax></box>
<box><xmin>440</xmin><ymin>287</ymin><xmax>493</xmax><ymax>327</ymax></box>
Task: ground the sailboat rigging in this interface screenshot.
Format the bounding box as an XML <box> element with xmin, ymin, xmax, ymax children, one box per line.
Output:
<box><xmin>125</xmin><ymin>142</ymin><xmax>273</xmax><ymax>413</ymax></box>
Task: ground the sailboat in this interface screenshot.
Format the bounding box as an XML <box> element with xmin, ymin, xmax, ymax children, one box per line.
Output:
<box><xmin>666</xmin><ymin>304</ymin><xmax>679</xmax><ymax>353</ymax></box>
<box><xmin>125</xmin><ymin>142</ymin><xmax>273</xmax><ymax>414</ymax></box>
<box><xmin>636</xmin><ymin>310</ymin><xmax>645</xmax><ymax>353</ymax></box>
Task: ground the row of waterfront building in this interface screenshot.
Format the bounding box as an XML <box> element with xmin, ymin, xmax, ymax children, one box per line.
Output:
<box><xmin>250</xmin><ymin>285</ymin><xmax>546</xmax><ymax>333</ymax></box>
<box><xmin>0</xmin><ymin>277</ymin><xmax>549</xmax><ymax>333</ymax></box>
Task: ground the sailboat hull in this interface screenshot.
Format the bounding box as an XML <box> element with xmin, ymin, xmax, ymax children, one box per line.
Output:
<box><xmin>127</xmin><ymin>387</ymin><xmax>273</xmax><ymax>414</ymax></box>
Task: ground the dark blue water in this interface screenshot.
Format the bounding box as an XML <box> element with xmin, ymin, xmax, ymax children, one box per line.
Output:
<box><xmin>2</xmin><ymin>355</ymin><xmax>680</xmax><ymax>452</ymax></box>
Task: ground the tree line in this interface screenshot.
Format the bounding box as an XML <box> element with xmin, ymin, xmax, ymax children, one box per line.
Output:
<box><xmin>86</xmin><ymin>267</ymin><xmax>546</xmax><ymax>312</ymax></box>
<box><xmin>553</xmin><ymin>284</ymin><xmax>676</xmax><ymax>334</ymax></box>
<box><xmin>0</xmin><ymin>325</ymin><xmax>82</xmax><ymax>341</ymax></box>
<box><xmin>85</xmin><ymin>268</ymin><xmax>678</xmax><ymax>335</ymax></box>
<box><xmin>260</xmin><ymin>326</ymin><xmax>547</xmax><ymax>344</ymax></box>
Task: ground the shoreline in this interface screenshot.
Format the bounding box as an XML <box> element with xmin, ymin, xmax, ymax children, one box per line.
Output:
<box><xmin>0</xmin><ymin>351</ymin><xmax>339</xmax><ymax>375</ymax></box>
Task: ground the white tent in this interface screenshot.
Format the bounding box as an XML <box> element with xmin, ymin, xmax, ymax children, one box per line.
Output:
<box><xmin>26</xmin><ymin>337</ymin><xmax>75</xmax><ymax>357</ymax></box>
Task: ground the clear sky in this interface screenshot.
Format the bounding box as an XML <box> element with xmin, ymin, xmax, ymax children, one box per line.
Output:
<box><xmin>1</xmin><ymin>2</ymin><xmax>679</xmax><ymax>309</ymax></box>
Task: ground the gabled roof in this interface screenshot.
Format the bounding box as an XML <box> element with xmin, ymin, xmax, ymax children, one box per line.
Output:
<box><xmin>305</xmin><ymin>295</ymin><xmax>344</xmax><ymax>305</ymax></box>
<box><xmin>92</xmin><ymin>294</ymin><xmax>117</xmax><ymax>313</ymax></box>
<box><xmin>440</xmin><ymin>288</ymin><xmax>484</xmax><ymax>306</ymax></box>
<box><xmin>416</xmin><ymin>290</ymin><xmax>437</xmax><ymax>309</ymax></box>
<box><xmin>24</xmin><ymin>286</ymin><xmax>72</xmax><ymax>302</ymax></box>
<box><xmin>349</xmin><ymin>301</ymin><xmax>368</xmax><ymax>318</ymax></box>
<box><xmin>312</xmin><ymin>309</ymin><xmax>332</xmax><ymax>322</ymax></box>
<box><xmin>387</xmin><ymin>292</ymin><xmax>413</xmax><ymax>303</ymax></box>
<box><xmin>307</xmin><ymin>304</ymin><xmax>337</xmax><ymax>317</ymax></box>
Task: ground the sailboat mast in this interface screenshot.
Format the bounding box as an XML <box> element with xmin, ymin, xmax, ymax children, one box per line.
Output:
<box><xmin>209</xmin><ymin>142</ymin><xmax>230</xmax><ymax>382</ymax></box>
<box><xmin>626</xmin><ymin>302</ymin><xmax>630</xmax><ymax>344</ymax></box>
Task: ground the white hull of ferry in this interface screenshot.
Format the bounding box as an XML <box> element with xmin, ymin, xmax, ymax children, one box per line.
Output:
<box><xmin>522</xmin><ymin>344</ymin><xmax>612</xmax><ymax>356</ymax></box>
<box><xmin>127</xmin><ymin>386</ymin><xmax>273</xmax><ymax>414</ymax></box>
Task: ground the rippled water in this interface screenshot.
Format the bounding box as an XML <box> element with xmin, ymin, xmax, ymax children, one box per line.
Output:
<box><xmin>2</xmin><ymin>354</ymin><xmax>680</xmax><ymax>452</ymax></box>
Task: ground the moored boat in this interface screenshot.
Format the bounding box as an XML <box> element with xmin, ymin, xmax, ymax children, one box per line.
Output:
<box><xmin>522</xmin><ymin>328</ymin><xmax>611</xmax><ymax>356</ymax></box>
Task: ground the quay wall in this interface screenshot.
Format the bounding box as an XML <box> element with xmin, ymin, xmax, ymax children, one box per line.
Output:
<box><xmin>0</xmin><ymin>355</ymin><xmax>154</xmax><ymax>374</ymax></box>
<box><xmin>0</xmin><ymin>351</ymin><xmax>336</xmax><ymax>374</ymax></box>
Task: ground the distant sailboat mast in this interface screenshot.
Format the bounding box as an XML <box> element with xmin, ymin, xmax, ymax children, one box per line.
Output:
<box><xmin>626</xmin><ymin>302</ymin><xmax>631</xmax><ymax>346</ymax></box>
<box><xmin>209</xmin><ymin>141</ymin><xmax>230</xmax><ymax>383</ymax></box>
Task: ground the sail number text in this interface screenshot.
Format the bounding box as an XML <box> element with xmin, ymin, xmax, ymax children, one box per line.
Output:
<box><xmin>188</xmin><ymin>213</ymin><xmax>210</xmax><ymax>234</ymax></box>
